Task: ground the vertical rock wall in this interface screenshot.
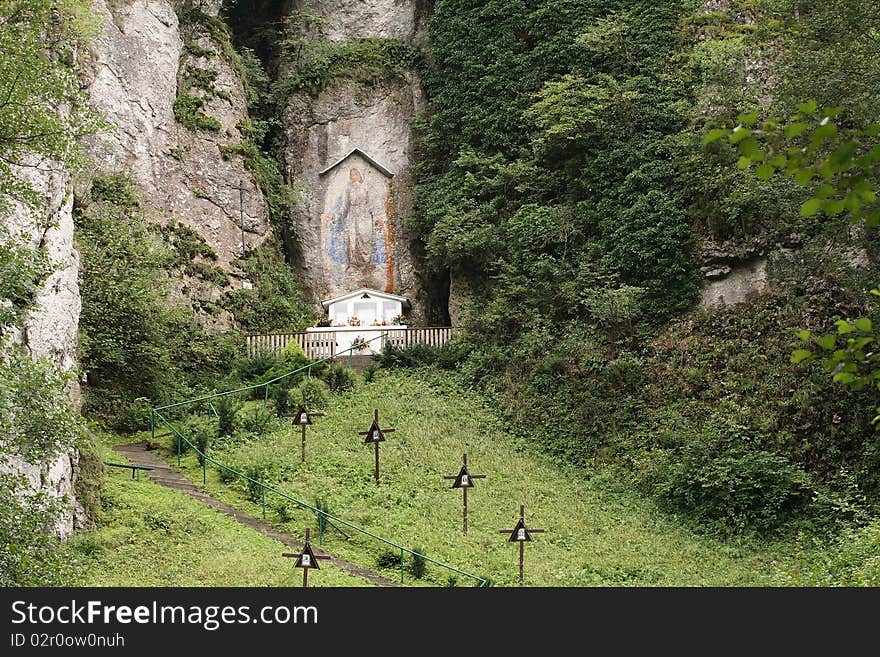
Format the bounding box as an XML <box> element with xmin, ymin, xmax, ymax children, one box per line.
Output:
<box><xmin>282</xmin><ymin>0</ymin><xmax>427</xmax><ymax>321</ymax></box>
<box><xmin>83</xmin><ymin>0</ymin><xmax>270</xmax><ymax>288</ymax></box>
<box><xmin>1</xmin><ymin>163</ymin><xmax>83</xmax><ymax>538</ymax></box>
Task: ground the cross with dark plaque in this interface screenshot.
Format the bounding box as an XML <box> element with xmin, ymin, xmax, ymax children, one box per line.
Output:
<box><xmin>443</xmin><ymin>453</ymin><xmax>486</xmax><ymax>536</ymax></box>
<box><xmin>357</xmin><ymin>408</ymin><xmax>395</xmax><ymax>485</ymax></box>
<box><xmin>281</xmin><ymin>528</ymin><xmax>331</xmax><ymax>587</ymax></box>
<box><xmin>282</xmin><ymin>390</ymin><xmax>325</xmax><ymax>463</ymax></box>
<box><xmin>500</xmin><ymin>504</ymin><xmax>545</xmax><ymax>586</ymax></box>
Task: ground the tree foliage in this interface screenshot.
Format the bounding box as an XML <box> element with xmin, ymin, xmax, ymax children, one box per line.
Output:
<box><xmin>0</xmin><ymin>0</ymin><xmax>102</xmax><ymax>207</ymax></box>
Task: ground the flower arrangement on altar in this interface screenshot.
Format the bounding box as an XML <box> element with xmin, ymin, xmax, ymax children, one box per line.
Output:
<box><xmin>347</xmin><ymin>316</ymin><xmax>362</xmax><ymax>326</ymax></box>
<box><xmin>371</xmin><ymin>318</ymin><xmax>387</xmax><ymax>326</ymax></box>
<box><xmin>352</xmin><ymin>336</ymin><xmax>368</xmax><ymax>351</ymax></box>
<box><xmin>390</xmin><ymin>314</ymin><xmax>408</xmax><ymax>325</ymax></box>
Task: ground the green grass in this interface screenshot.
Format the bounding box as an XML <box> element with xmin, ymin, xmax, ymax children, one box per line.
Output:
<box><xmin>60</xmin><ymin>433</ymin><xmax>370</xmax><ymax>587</ymax></box>
<box><xmin>157</xmin><ymin>370</ymin><xmax>787</xmax><ymax>587</ymax></box>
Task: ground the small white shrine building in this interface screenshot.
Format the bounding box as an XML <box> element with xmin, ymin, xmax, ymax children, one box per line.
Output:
<box><xmin>321</xmin><ymin>287</ymin><xmax>410</xmax><ymax>327</ymax></box>
<box><xmin>306</xmin><ymin>287</ymin><xmax>411</xmax><ymax>355</ymax></box>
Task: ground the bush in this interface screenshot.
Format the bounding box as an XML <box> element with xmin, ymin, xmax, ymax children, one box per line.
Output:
<box><xmin>640</xmin><ymin>430</ymin><xmax>813</xmax><ymax>535</ymax></box>
<box><xmin>376</xmin><ymin>550</ymin><xmax>402</xmax><ymax>570</ymax></box>
<box><xmin>234</xmin><ymin>350</ymin><xmax>279</xmax><ymax>384</ymax></box>
<box><xmin>194</xmin><ymin>425</ymin><xmax>211</xmax><ymax>467</ymax></box>
<box><xmin>214</xmin><ymin>394</ymin><xmax>240</xmax><ymax>437</ymax></box>
<box><xmin>218</xmin><ymin>466</ymin><xmax>237</xmax><ymax>485</ymax></box>
<box><xmin>324</xmin><ymin>362</ymin><xmax>356</xmax><ymax>393</ymax></box>
<box><xmin>168</xmin><ymin>430</ymin><xmax>191</xmax><ymax>455</ymax></box>
<box><xmin>279</xmin><ymin>341</ymin><xmax>310</xmax><ymax>370</ymax></box>
<box><xmin>240</xmin><ymin>406</ymin><xmax>274</xmax><ymax>436</ymax></box>
<box><xmin>408</xmin><ymin>546</ymin><xmax>428</xmax><ymax>579</ymax></box>
<box><xmin>274</xmin><ymin>502</ymin><xmax>293</xmax><ymax>523</ymax></box>
<box><xmin>242</xmin><ymin>463</ymin><xmax>269</xmax><ymax>504</ymax></box>
<box><xmin>0</xmin><ymin>473</ymin><xmax>67</xmax><ymax>586</ymax></box>
<box><xmin>362</xmin><ymin>363</ymin><xmax>380</xmax><ymax>383</ymax></box>
<box><xmin>115</xmin><ymin>396</ymin><xmax>153</xmax><ymax>433</ymax></box>
<box><xmin>271</xmin><ymin>385</ymin><xmax>291</xmax><ymax>417</ymax></box>
<box><xmin>315</xmin><ymin>497</ymin><xmax>331</xmax><ymax>536</ymax></box>
<box><xmin>299</xmin><ymin>379</ymin><xmax>329</xmax><ymax>410</ymax></box>
<box><xmin>375</xmin><ymin>342</ymin><xmax>466</xmax><ymax>370</ymax></box>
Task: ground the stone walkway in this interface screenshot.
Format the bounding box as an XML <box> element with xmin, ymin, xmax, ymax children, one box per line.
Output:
<box><xmin>113</xmin><ymin>442</ymin><xmax>399</xmax><ymax>587</ymax></box>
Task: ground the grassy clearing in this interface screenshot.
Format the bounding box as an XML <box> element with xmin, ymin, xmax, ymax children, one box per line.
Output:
<box><xmin>157</xmin><ymin>370</ymin><xmax>786</xmax><ymax>586</ymax></box>
<box><xmin>60</xmin><ymin>432</ymin><xmax>370</xmax><ymax>587</ymax></box>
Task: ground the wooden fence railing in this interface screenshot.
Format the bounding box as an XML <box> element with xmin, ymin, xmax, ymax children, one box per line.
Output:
<box><xmin>246</xmin><ymin>327</ymin><xmax>459</xmax><ymax>359</ymax></box>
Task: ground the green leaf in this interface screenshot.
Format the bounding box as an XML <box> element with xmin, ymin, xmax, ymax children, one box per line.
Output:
<box><xmin>815</xmin><ymin>184</ymin><xmax>835</xmax><ymax>199</ymax></box>
<box><xmin>737</xmin><ymin>111</ymin><xmax>759</xmax><ymax>127</ymax></box>
<box><xmin>769</xmin><ymin>154</ymin><xmax>788</xmax><ymax>169</ymax></box>
<box><xmin>854</xmin><ymin>317</ymin><xmax>873</xmax><ymax>333</ymax></box>
<box><xmin>794</xmin><ymin>169</ymin><xmax>814</xmax><ymax>186</ymax></box>
<box><xmin>737</xmin><ymin>156</ymin><xmax>752</xmax><ymax>170</ymax></box>
<box><xmin>816</xmin><ymin>334</ymin><xmax>837</xmax><ymax>350</ymax></box>
<box><xmin>829</xmin><ymin>140</ymin><xmax>859</xmax><ymax>168</ymax></box>
<box><xmin>795</xmin><ymin>329</ymin><xmax>811</xmax><ymax>342</ymax></box>
<box><xmin>869</xmin><ymin>288</ymin><xmax>880</xmax><ymax>297</ymax></box>
<box><xmin>784</xmin><ymin>123</ymin><xmax>809</xmax><ymax>138</ymax></box>
<box><xmin>821</xmin><ymin>107</ymin><xmax>842</xmax><ymax>119</ymax></box>
<box><xmin>833</xmin><ymin>371</ymin><xmax>856</xmax><ymax>384</ymax></box>
<box><xmin>790</xmin><ymin>349</ymin><xmax>813</xmax><ymax>364</ymax></box>
<box><xmin>824</xmin><ymin>199</ymin><xmax>845</xmax><ymax>216</ymax></box>
<box><xmin>835</xmin><ymin>320</ymin><xmax>854</xmax><ymax>334</ymax></box>
<box><xmin>737</xmin><ymin>137</ymin><xmax>760</xmax><ymax>157</ymax></box>
<box><xmin>729</xmin><ymin>126</ymin><xmax>752</xmax><ymax>144</ymax></box>
<box><xmin>800</xmin><ymin>198</ymin><xmax>823</xmax><ymax>217</ymax></box>
<box><xmin>703</xmin><ymin>128</ymin><xmax>729</xmax><ymax>145</ymax></box>
<box><xmin>797</xmin><ymin>100</ymin><xmax>818</xmax><ymax>115</ymax></box>
<box><xmin>810</xmin><ymin>122</ymin><xmax>838</xmax><ymax>149</ymax></box>
<box><xmin>755</xmin><ymin>164</ymin><xmax>775</xmax><ymax>180</ymax></box>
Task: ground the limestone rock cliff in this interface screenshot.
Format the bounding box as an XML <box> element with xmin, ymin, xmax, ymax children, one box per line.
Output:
<box><xmin>1</xmin><ymin>163</ymin><xmax>83</xmax><ymax>537</ymax></box>
<box><xmin>82</xmin><ymin>0</ymin><xmax>271</xmax><ymax>312</ymax></box>
<box><xmin>282</xmin><ymin>0</ymin><xmax>428</xmax><ymax>320</ymax></box>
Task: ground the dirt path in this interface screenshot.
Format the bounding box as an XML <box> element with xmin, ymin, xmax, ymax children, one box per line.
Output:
<box><xmin>113</xmin><ymin>443</ymin><xmax>400</xmax><ymax>587</ymax></box>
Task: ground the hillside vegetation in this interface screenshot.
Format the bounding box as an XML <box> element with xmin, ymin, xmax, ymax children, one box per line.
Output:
<box><xmin>155</xmin><ymin>370</ymin><xmax>784</xmax><ymax>586</ymax></box>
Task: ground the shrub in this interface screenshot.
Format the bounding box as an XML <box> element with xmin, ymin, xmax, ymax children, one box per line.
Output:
<box><xmin>375</xmin><ymin>342</ymin><xmax>466</xmax><ymax>370</ymax></box>
<box><xmin>214</xmin><ymin>394</ymin><xmax>240</xmax><ymax>437</ymax></box>
<box><xmin>272</xmin><ymin>385</ymin><xmax>291</xmax><ymax>417</ymax></box>
<box><xmin>240</xmin><ymin>406</ymin><xmax>273</xmax><ymax>436</ymax></box>
<box><xmin>115</xmin><ymin>396</ymin><xmax>153</xmax><ymax>433</ymax></box>
<box><xmin>279</xmin><ymin>341</ymin><xmax>310</xmax><ymax>369</ymax></box>
<box><xmin>324</xmin><ymin>362</ymin><xmax>356</xmax><ymax>393</ymax></box>
<box><xmin>173</xmin><ymin>92</ymin><xmax>221</xmax><ymax>132</ymax></box>
<box><xmin>218</xmin><ymin>467</ymin><xmax>237</xmax><ymax>485</ymax></box>
<box><xmin>168</xmin><ymin>430</ymin><xmax>191</xmax><ymax>455</ymax></box>
<box><xmin>408</xmin><ymin>546</ymin><xmax>428</xmax><ymax>579</ymax></box>
<box><xmin>640</xmin><ymin>430</ymin><xmax>813</xmax><ymax>535</ymax></box>
<box><xmin>376</xmin><ymin>550</ymin><xmax>402</xmax><ymax>570</ymax></box>
<box><xmin>274</xmin><ymin>502</ymin><xmax>293</xmax><ymax>523</ymax></box>
<box><xmin>242</xmin><ymin>463</ymin><xmax>269</xmax><ymax>504</ymax></box>
<box><xmin>299</xmin><ymin>379</ymin><xmax>329</xmax><ymax>410</ymax></box>
<box><xmin>194</xmin><ymin>424</ymin><xmax>211</xmax><ymax>467</ymax></box>
<box><xmin>315</xmin><ymin>497</ymin><xmax>331</xmax><ymax>536</ymax></box>
<box><xmin>234</xmin><ymin>350</ymin><xmax>279</xmax><ymax>384</ymax></box>
<box><xmin>362</xmin><ymin>363</ymin><xmax>380</xmax><ymax>383</ymax></box>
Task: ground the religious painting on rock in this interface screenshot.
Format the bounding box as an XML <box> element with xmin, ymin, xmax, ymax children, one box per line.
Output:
<box><xmin>319</xmin><ymin>151</ymin><xmax>395</xmax><ymax>293</ymax></box>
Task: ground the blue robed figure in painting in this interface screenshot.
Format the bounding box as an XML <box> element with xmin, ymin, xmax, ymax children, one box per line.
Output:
<box><xmin>325</xmin><ymin>167</ymin><xmax>387</xmax><ymax>276</ymax></box>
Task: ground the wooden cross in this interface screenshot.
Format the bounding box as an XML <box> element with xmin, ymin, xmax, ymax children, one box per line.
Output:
<box><xmin>357</xmin><ymin>408</ymin><xmax>395</xmax><ymax>485</ymax></box>
<box><xmin>443</xmin><ymin>453</ymin><xmax>486</xmax><ymax>536</ymax></box>
<box><xmin>281</xmin><ymin>528</ymin><xmax>331</xmax><ymax>587</ymax></box>
<box><xmin>500</xmin><ymin>504</ymin><xmax>545</xmax><ymax>586</ymax></box>
<box><xmin>282</xmin><ymin>390</ymin><xmax>325</xmax><ymax>463</ymax></box>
